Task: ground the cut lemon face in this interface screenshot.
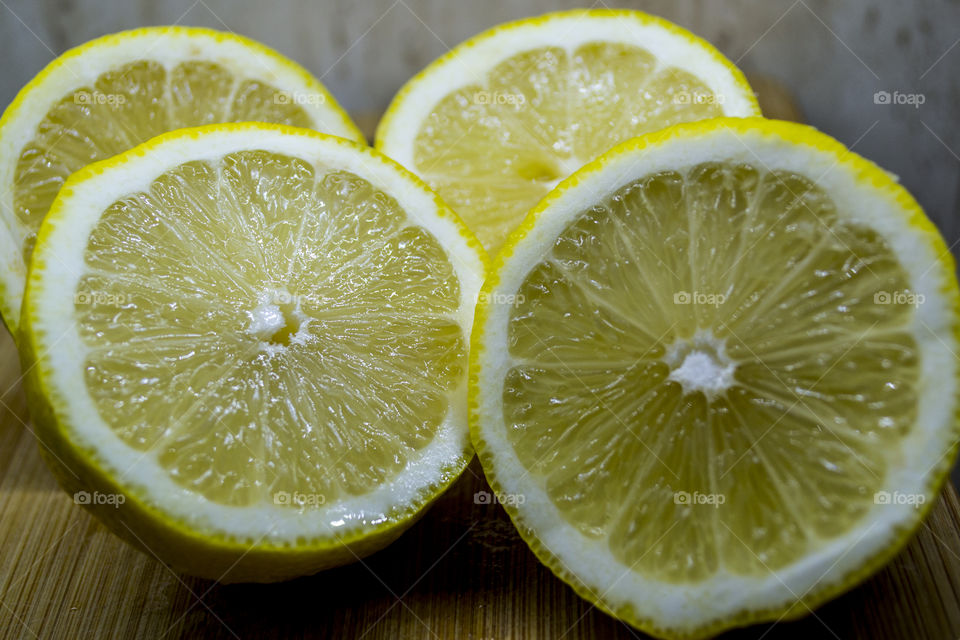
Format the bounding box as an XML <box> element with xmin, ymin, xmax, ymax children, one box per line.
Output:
<box><xmin>21</xmin><ymin>124</ymin><xmax>485</xmax><ymax>582</ymax></box>
<box><xmin>470</xmin><ymin>118</ymin><xmax>960</xmax><ymax>638</ymax></box>
<box><xmin>376</xmin><ymin>9</ymin><xmax>761</xmax><ymax>255</ymax></box>
<box><xmin>0</xmin><ymin>27</ymin><xmax>364</xmax><ymax>338</ymax></box>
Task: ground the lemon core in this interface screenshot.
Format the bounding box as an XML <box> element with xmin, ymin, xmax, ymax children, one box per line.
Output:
<box><xmin>664</xmin><ymin>330</ymin><xmax>736</xmax><ymax>399</ymax></box>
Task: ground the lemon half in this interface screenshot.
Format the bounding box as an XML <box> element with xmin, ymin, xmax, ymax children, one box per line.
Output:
<box><xmin>0</xmin><ymin>26</ymin><xmax>363</xmax><ymax>337</ymax></box>
<box><xmin>22</xmin><ymin>123</ymin><xmax>485</xmax><ymax>582</ymax></box>
<box><xmin>376</xmin><ymin>9</ymin><xmax>761</xmax><ymax>254</ymax></box>
<box><xmin>470</xmin><ymin>117</ymin><xmax>960</xmax><ymax>638</ymax></box>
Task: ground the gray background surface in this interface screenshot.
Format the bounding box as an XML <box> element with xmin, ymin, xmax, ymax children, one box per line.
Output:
<box><xmin>1</xmin><ymin>0</ymin><xmax>957</xmax><ymax>241</ymax></box>
<box><xmin>1</xmin><ymin>0</ymin><xmax>959</xmax><ymax>482</ymax></box>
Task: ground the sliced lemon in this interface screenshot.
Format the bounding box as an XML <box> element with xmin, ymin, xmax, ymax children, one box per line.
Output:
<box><xmin>470</xmin><ymin>118</ymin><xmax>960</xmax><ymax>638</ymax></box>
<box><xmin>21</xmin><ymin>124</ymin><xmax>485</xmax><ymax>582</ymax></box>
<box><xmin>376</xmin><ymin>9</ymin><xmax>761</xmax><ymax>255</ymax></box>
<box><xmin>0</xmin><ymin>26</ymin><xmax>364</xmax><ymax>338</ymax></box>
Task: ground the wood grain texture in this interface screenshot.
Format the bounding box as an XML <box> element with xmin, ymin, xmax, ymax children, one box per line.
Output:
<box><xmin>0</xmin><ymin>311</ymin><xmax>959</xmax><ymax>639</ymax></box>
<box><xmin>2</xmin><ymin>81</ymin><xmax>959</xmax><ymax>640</ymax></box>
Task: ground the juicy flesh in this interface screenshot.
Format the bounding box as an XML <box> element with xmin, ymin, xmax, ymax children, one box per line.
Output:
<box><xmin>14</xmin><ymin>60</ymin><xmax>314</xmax><ymax>262</ymax></box>
<box><xmin>502</xmin><ymin>162</ymin><xmax>919</xmax><ymax>581</ymax></box>
<box><xmin>75</xmin><ymin>151</ymin><xmax>465</xmax><ymax>508</ymax></box>
<box><xmin>412</xmin><ymin>43</ymin><xmax>724</xmax><ymax>253</ymax></box>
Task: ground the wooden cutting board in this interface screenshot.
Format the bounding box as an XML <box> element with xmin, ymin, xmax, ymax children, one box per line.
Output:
<box><xmin>2</xmin><ymin>81</ymin><xmax>959</xmax><ymax>639</ymax></box>
<box><xmin>1</xmin><ymin>317</ymin><xmax>960</xmax><ymax>639</ymax></box>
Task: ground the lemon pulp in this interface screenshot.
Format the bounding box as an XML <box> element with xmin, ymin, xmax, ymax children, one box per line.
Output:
<box><xmin>75</xmin><ymin>150</ymin><xmax>465</xmax><ymax>508</ymax></box>
<box><xmin>412</xmin><ymin>43</ymin><xmax>724</xmax><ymax>253</ymax></box>
<box><xmin>14</xmin><ymin>61</ymin><xmax>316</xmax><ymax>263</ymax></box>
<box><xmin>502</xmin><ymin>161</ymin><xmax>918</xmax><ymax>582</ymax></box>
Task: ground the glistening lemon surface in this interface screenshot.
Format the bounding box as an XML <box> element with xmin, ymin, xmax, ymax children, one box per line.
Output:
<box><xmin>470</xmin><ymin>118</ymin><xmax>960</xmax><ymax>638</ymax></box>
<box><xmin>376</xmin><ymin>9</ymin><xmax>761</xmax><ymax>255</ymax></box>
<box><xmin>0</xmin><ymin>26</ymin><xmax>363</xmax><ymax>337</ymax></box>
<box><xmin>22</xmin><ymin>124</ymin><xmax>485</xmax><ymax>582</ymax></box>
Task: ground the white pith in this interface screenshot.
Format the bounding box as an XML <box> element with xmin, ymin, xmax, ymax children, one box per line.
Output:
<box><xmin>0</xmin><ymin>29</ymin><xmax>363</xmax><ymax>334</ymax></box>
<box><xmin>473</xmin><ymin>126</ymin><xmax>958</xmax><ymax>632</ymax></box>
<box><xmin>664</xmin><ymin>330</ymin><xmax>737</xmax><ymax>400</ymax></box>
<box><xmin>26</xmin><ymin>127</ymin><xmax>485</xmax><ymax>544</ymax></box>
<box><xmin>245</xmin><ymin>288</ymin><xmax>311</xmax><ymax>347</ymax></box>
